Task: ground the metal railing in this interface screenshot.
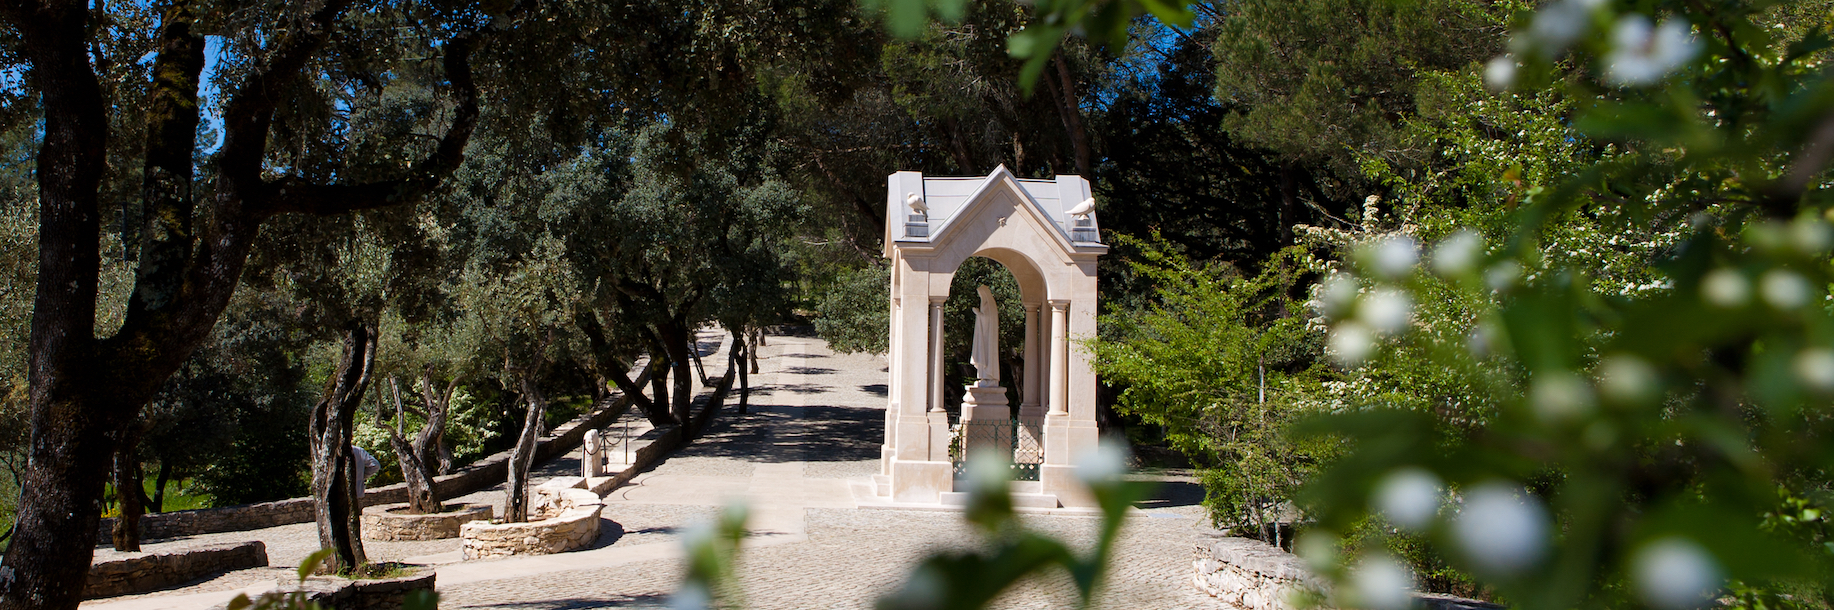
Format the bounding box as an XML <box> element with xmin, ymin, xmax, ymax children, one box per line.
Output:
<box><xmin>948</xmin><ymin>414</ymin><xmax>1044</xmax><ymax>481</ymax></box>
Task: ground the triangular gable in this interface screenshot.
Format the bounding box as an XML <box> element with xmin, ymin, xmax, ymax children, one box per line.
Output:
<box><xmin>925</xmin><ymin>165</ymin><xmax>1082</xmax><ymax>258</ymax></box>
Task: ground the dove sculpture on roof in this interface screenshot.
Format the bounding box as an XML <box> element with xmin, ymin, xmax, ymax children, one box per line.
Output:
<box><xmin>906</xmin><ymin>192</ymin><xmax>928</xmax><ymax>214</ymax></box>
<box><xmin>1066</xmin><ymin>197</ymin><xmax>1095</xmax><ymax>219</ymax></box>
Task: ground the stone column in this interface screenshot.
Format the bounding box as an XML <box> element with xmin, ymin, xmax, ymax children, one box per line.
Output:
<box><xmin>925</xmin><ymin>296</ymin><xmax>953</xmax><ymax>462</ymax></box>
<box><xmin>1021</xmin><ymin>303</ymin><xmax>1041</xmax><ymax>412</ymax></box>
<box><xmin>582</xmin><ymin>430</ymin><xmax>603</xmax><ymax>478</ymax></box>
<box><xmin>929</xmin><ymin>298</ymin><xmax>946</xmax><ymax>413</ymax></box>
<box><xmin>882</xmin><ymin>298</ymin><xmax>901</xmax><ymax>477</ymax></box>
<box><xmin>1048</xmin><ymin>300</ymin><xmax>1069</xmax><ymax>416</ymax></box>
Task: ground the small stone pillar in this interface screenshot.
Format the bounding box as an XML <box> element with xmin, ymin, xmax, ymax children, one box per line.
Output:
<box><xmin>959</xmin><ymin>385</ymin><xmax>1012</xmax><ymax>461</ymax></box>
<box><xmin>582</xmin><ymin>430</ymin><xmax>603</xmax><ymax>478</ymax></box>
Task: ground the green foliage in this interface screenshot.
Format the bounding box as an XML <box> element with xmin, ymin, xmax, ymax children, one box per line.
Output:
<box><xmin>814</xmin><ymin>264</ymin><xmax>892</xmax><ymax>355</ymax></box>
<box><xmin>1284</xmin><ymin>2</ymin><xmax>1834</xmax><ymax>608</ymax></box>
<box><xmin>1210</xmin><ymin>0</ymin><xmax>1520</xmax><ymax>181</ymax></box>
<box><xmin>1089</xmin><ymin>235</ymin><xmax>1336</xmax><ymax>533</ymax></box>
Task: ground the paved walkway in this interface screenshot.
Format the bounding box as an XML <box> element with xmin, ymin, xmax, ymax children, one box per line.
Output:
<box><xmin>84</xmin><ymin>331</ymin><xmax>1222</xmax><ymax>609</ymax></box>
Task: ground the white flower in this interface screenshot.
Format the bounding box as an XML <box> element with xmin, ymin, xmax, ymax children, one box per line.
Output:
<box><xmin>1700</xmin><ymin>268</ymin><xmax>1749</xmax><ymax>308</ymax></box>
<box><xmin>1485</xmin><ymin>55</ymin><xmax>1519</xmax><ymax>90</ymax></box>
<box><xmin>1634</xmin><ymin>537</ymin><xmax>1722</xmax><ymax>610</ymax></box>
<box><xmin>1321</xmin><ymin>272</ymin><xmax>1361</xmax><ymax>318</ymax></box>
<box><xmin>1606</xmin><ymin>16</ymin><xmax>1700</xmax><ymax>86</ymax></box>
<box><xmin>1486</xmin><ymin>260</ymin><xmax>1522</xmax><ymax>291</ymax></box>
<box><xmin>1366</xmin><ymin>236</ymin><xmax>1419</xmax><ymax>279</ymax></box>
<box><xmin>1374</xmin><ymin>468</ymin><xmax>1443</xmax><ymax>531</ymax></box>
<box><xmin>1793</xmin><ymin>348</ymin><xmax>1834</xmax><ymax>392</ymax></box>
<box><xmin>1761</xmin><ymin>270</ymin><xmax>1811</xmax><ymax>310</ymax></box>
<box><xmin>966</xmin><ymin>448</ymin><xmax>1013</xmax><ymax>497</ymax></box>
<box><xmin>1359</xmin><ymin>289</ymin><xmax>1413</xmax><ymax>335</ymax></box>
<box><xmin>1330</xmin><ymin>322</ymin><xmax>1376</xmax><ymax>366</ymax></box>
<box><xmin>1792</xmin><ymin>218</ymin><xmax>1834</xmax><ymax>254</ymax></box>
<box><xmin>1597</xmin><ymin>354</ymin><xmax>1659</xmax><ymax>404</ymax></box>
<box><xmin>1432</xmin><ymin>229</ymin><xmax>1485</xmax><ymax>276</ymax></box>
<box><xmin>1454</xmin><ymin>483</ymin><xmax>1549</xmax><ymax>574</ymax></box>
<box><xmin>1295</xmin><ymin>531</ymin><xmax>1340</xmax><ymax>572</ymax></box>
<box><xmin>1528</xmin><ymin>0</ymin><xmax>1593</xmax><ymax>55</ymax></box>
<box><xmin>1532</xmin><ymin>371</ymin><xmax>1595</xmax><ymax>422</ymax></box>
<box><xmin>1074</xmin><ymin>440</ymin><xmax>1130</xmax><ymax>486</ymax></box>
<box><xmin>1352</xmin><ymin>554</ymin><xmax>1416</xmax><ymax>610</ymax></box>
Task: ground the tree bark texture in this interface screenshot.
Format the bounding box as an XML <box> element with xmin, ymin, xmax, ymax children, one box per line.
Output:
<box><xmin>110</xmin><ymin>425</ymin><xmax>147</xmax><ymax>552</ymax></box>
<box><xmin>577</xmin><ymin>310</ymin><xmax>673</xmax><ymax>427</ymax></box>
<box><xmin>310</xmin><ymin>320</ymin><xmax>377</xmax><ymax>574</ymax></box>
<box><xmin>385</xmin><ymin>378</ymin><xmax>442</xmax><ymax>514</ymax></box>
<box><xmin>0</xmin><ymin>0</ymin><xmax>480</xmax><ymax>605</ymax></box>
<box><xmin>505</xmin><ymin>370</ymin><xmax>548</xmax><ymax>523</ymax></box>
<box><xmin>731</xmin><ymin>330</ymin><xmax>750</xmax><ymax>413</ymax></box>
<box><xmin>657</xmin><ymin>320</ymin><xmax>696</xmax><ymax>427</ymax></box>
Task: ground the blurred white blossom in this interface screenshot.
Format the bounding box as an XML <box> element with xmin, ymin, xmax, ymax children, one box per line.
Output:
<box><xmin>1359</xmin><ymin>289</ymin><xmax>1414</xmax><ymax>335</ymax></box>
<box><xmin>1761</xmin><ymin>270</ymin><xmax>1811</xmax><ymax>310</ymax></box>
<box><xmin>1454</xmin><ymin>483</ymin><xmax>1549</xmax><ymax>574</ymax></box>
<box><xmin>1485</xmin><ymin>55</ymin><xmax>1519</xmax><ymax>90</ymax></box>
<box><xmin>1793</xmin><ymin>348</ymin><xmax>1834</xmax><ymax>393</ymax></box>
<box><xmin>1352</xmin><ymin>554</ymin><xmax>1416</xmax><ymax>610</ymax></box>
<box><xmin>1432</xmin><ymin>230</ymin><xmax>1485</xmax><ymax>276</ymax></box>
<box><xmin>1633</xmin><ymin>537</ymin><xmax>1722</xmax><ymax>610</ymax></box>
<box><xmin>1597</xmin><ymin>354</ymin><xmax>1659</xmax><ymax>404</ymax></box>
<box><xmin>1367</xmin><ymin>236</ymin><xmax>1419</xmax><ymax>279</ymax></box>
<box><xmin>1700</xmin><ymin>268</ymin><xmax>1749</xmax><ymax>308</ymax></box>
<box><xmin>1532</xmin><ymin>371</ymin><xmax>1595</xmax><ymax>422</ymax></box>
<box><xmin>1330</xmin><ymin>322</ymin><xmax>1376</xmax><ymax>366</ymax></box>
<box><xmin>1605</xmin><ymin>15</ymin><xmax>1700</xmax><ymax>86</ymax></box>
<box><xmin>1074</xmin><ymin>440</ymin><xmax>1129</xmax><ymax>486</ymax></box>
<box><xmin>1486</xmin><ymin>260</ymin><xmax>1522</xmax><ymax>291</ymax></box>
<box><xmin>1526</xmin><ymin>0</ymin><xmax>1595</xmax><ymax>56</ymax></box>
<box><xmin>1321</xmin><ymin>272</ymin><xmax>1361</xmax><ymax>319</ymax></box>
<box><xmin>1374</xmin><ymin>468</ymin><xmax>1443</xmax><ymax>531</ymax></box>
<box><xmin>1791</xmin><ymin>218</ymin><xmax>1833</xmax><ymax>254</ymax></box>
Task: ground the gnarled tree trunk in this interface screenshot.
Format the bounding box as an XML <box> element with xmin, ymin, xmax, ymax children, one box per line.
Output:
<box><xmin>505</xmin><ymin>367</ymin><xmax>548</xmax><ymax>523</ymax></box>
<box><xmin>309</xmin><ymin>320</ymin><xmax>377</xmax><ymax>574</ymax></box>
<box><xmin>384</xmin><ymin>376</ymin><xmax>448</xmax><ymax>514</ymax></box>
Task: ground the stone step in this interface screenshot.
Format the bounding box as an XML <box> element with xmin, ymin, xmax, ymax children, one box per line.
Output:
<box><xmin>937</xmin><ymin>490</ymin><xmax>1060</xmax><ymax>509</ymax></box>
<box><xmin>872</xmin><ymin>474</ymin><xmax>891</xmax><ymax>496</ymax></box>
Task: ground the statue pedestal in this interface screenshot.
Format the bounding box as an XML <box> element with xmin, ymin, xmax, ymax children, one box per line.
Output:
<box><xmin>958</xmin><ymin>385</ymin><xmax>1012</xmax><ymax>463</ymax></box>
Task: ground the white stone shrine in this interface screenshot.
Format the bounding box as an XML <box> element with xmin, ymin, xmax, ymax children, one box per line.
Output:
<box><xmin>875</xmin><ymin>166</ymin><xmax>1105</xmax><ymax>508</ymax></box>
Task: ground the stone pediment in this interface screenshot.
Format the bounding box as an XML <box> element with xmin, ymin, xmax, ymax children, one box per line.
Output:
<box><xmin>882</xmin><ymin>166</ymin><xmax>1105</xmax><ymax>260</ymax></box>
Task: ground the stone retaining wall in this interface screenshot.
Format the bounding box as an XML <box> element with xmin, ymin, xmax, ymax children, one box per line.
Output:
<box><xmin>362</xmin><ymin>503</ymin><xmax>493</xmax><ymax>541</ymax></box>
<box><xmin>1192</xmin><ymin>538</ymin><xmax>1326</xmax><ymax>610</ymax></box>
<box><xmin>1192</xmin><ymin>537</ymin><xmax>1504</xmax><ymax>610</ymax></box>
<box><xmin>97</xmin><ymin>365</ymin><xmax>655</xmax><ymax>544</ymax></box>
<box><xmin>460</xmin><ymin>486</ymin><xmax>604</xmax><ymax>559</ymax></box>
<box><xmin>85</xmin><ymin>541</ymin><xmax>269</xmax><ymax>599</ymax></box>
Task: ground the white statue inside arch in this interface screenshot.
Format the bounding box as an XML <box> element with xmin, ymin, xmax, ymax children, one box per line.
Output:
<box><xmin>969</xmin><ymin>284</ymin><xmax>1000</xmax><ymax>388</ymax></box>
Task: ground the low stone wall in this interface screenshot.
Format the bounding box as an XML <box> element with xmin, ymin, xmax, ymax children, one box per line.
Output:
<box><xmin>232</xmin><ymin>571</ymin><xmax>436</xmax><ymax>610</ymax></box>
<box><xmin>1192</xmin><ymin>538</ymin><xmax>1326</xmax><ymax>610</ymax></box>
<box><xmin>98</xmin><ymin>364</ymin><xmax>655</xmax><ymax>544</ymax></box>
<box><xmin>1192</xmin><ymin>537</ymin><xmax>1505</xmax><ymax>610</ymax></box>
<box><xmin>460</xmin><ymin>486</ymin><xmax>603</xmax><ymax>559</ymax></box>
<box><xmin>86</xmin><ymin>541</ymin><xmax>269</xmax><ymax>599</ymax></box>
<box><xmin>363</xmin><ymin>503</ymin><xmax>493</xmax><ymax>541</ymax></box>
<box><xmin>588</xmin><ymin>370</ymin><xmax>735</xmax><ymax>495</ymax></box>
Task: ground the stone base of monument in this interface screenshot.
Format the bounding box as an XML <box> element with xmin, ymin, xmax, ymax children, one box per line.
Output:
<box><xmin>939</xmin><ymin>480</ymin><xmax>1061</xmax><ymax>509</ymax></box>
<box><xmin>459</xmin><ymin>479</ymin><xmax>602</xmax><ymax>560</ymax></box>
<box><xmin>362</xmin><ymin>502</ymin><xmax>493</xmax><ymax>541</ymax></box>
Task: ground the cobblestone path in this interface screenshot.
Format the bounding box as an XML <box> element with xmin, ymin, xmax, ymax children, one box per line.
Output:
<box><xmin>82</xmin><ymin>331</ymin><xmax>1223</xmax><ymax>610</ymax></box>
<box><xmin>440</xmin><ymin>333</ymin><xmax>1224</xmax><ymax>610</ymax></box>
